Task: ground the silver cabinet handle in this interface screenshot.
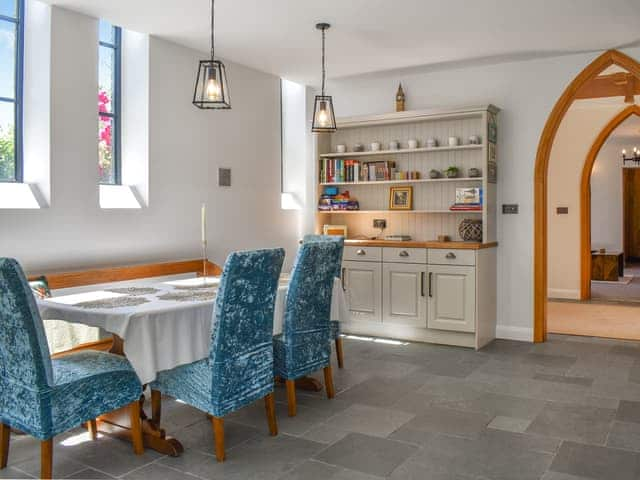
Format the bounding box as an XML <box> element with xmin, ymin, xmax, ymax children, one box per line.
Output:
<box><xmin>399</xmin><ymin>251</ymin><xmax>409</xmax><ymax>257</ymax></box>
<box><xmin>421</xmin><ymin>271</ymin><xmax>425</xmax><ymax>297</ymax></box>
<box><xmin>341</xmin><ymin>267</ymin><xmax>346</xmax><ymax>291</ymax></box>
<box><xmin>445</xmin><ymin>252</ymin><xmax>457</xmax><ymax>259</ymax></box>
<box><xmin>356</xmin><ymin>249</ymin><xmax>366</xmax><ymax>256</ymax></box>
<box><xmin>428</xmin><ymin>272</ymin><xmax>433</xmax><ymax>297</ymax></box>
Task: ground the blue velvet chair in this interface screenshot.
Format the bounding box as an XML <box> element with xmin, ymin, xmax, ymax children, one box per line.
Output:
<box><xmin>302</xmin><ymin>234</ymin><xmax>345</xmax><ymax>368</ymax></box>
<box><xmin>151</xmin><ymin>248</ymin><xmax>285</xmax><ymax>462</ymax></box>
<box><xmin>274</xmin><ymin>241</ymin><xmax>342</xmax><ymax>416</ymax></box>
<box><xmin>0</xmin><ymin>258</ymin><xmax>144</xmax><ymax>479</ymax></box>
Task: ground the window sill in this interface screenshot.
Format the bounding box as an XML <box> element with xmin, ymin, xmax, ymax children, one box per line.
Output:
<box><xmin>0</xmin><ymin>183</ymin><xmax>44</xmax><ymax>209</ymax></box>
<box><xmin>99</xmin><ymin>184</ymin><xmax>143</xmax><ymax>209</ymax></box>
<box><xmin>281</xmin><ymin>192</ymin><xmax>302</xmax><ymax>211</ymax></box>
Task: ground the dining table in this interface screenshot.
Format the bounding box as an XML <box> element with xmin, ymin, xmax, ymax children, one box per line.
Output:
<box><xmin>37</xmin><ymin>273</ymin><xmax>348</xmax><ymax>456</ymax></box>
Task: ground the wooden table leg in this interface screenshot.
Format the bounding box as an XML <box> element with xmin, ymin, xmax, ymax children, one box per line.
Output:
<box><xmin>96</xmin><ymin>335</ymin><xmax>184</xmax><ymax>457</ymax></box>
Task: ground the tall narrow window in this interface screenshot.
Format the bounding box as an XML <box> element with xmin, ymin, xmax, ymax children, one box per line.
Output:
<box><xmin>0</xmin><ymin>0</ymin><xmax>24</xmax><ymax>182</ymax></box>
<box><xmin>98</xmin><ymin>19</ymin><xmax>121</xmax><ymax>184</ymax></box>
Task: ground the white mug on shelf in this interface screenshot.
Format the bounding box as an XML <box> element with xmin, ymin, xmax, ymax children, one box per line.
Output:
<box><xmin>426</xmin><ymin>138</ymin><xmax>437</xmax><ymax>148</ymax></box>
<box><xmin>448</xmin><ymin>136</ymin><xmax>459</xmax><ymax>147</ymax></box>
<box><xmin>469</xmin><ymin>135</ymin><xmax>481</xmax><ymax>145</ymax></box>
<box><xmin>408</xmin><ymin>139</ymin><xmax>418</xmax><ymax>149</ymax></box>
<box><xmin>336</xmin><ymin>144</ymin><xmax>346</xmax><ymax>153</ymax></box>
<box><xmin>371</xmin><ymin>142</ymin><xmax>381</xmax><ymax>151</ymax></box>
<box><xmin>388</xmin><ymin>140</ymin><xmax>399</xmax><ymax>150</ymax></box>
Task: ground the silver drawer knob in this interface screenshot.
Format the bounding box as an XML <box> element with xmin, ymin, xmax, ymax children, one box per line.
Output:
<box><xmin>445</xmin><ymin>252</ymin><xmax>457</xmax><ymax>259</ymax></box>
<box><xmin>356</xmin><ymin>249</ymin><xmax>366</xmax><ymax>256</ymax></box>
<box><xmin>399</xmin><ymin>251</ymin><xmax>409</xmax><ymax>257</ymax></box>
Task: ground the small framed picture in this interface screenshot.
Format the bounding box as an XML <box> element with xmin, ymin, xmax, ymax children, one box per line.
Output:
<box><xmin>389</xmin><ymin>186</ymin><xmax>413</xmax><ymax>210</ymax></box>
<box><xmin>323</xmin><ymin>225</ymin><xmax>348</xmax><ymax>237</ymax></box>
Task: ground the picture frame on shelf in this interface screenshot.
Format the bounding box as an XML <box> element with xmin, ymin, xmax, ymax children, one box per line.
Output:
<box><xmin>389</xmin><ymin>186</ymin><xmax>413</xmax><ymax>210</ymax></box>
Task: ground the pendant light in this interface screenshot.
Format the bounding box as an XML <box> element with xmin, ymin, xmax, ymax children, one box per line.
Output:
<box><xmin>311</xmin><ymin>23</ymin><xmax>336</xmax><ymax>133</ymax></box>
<box><xmin>193</xmin><ymin>0</ymin><xmax>231</xmax><ymax>109</ymax></box>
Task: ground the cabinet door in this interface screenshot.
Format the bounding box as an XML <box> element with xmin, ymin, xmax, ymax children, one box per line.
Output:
<box><xmin>382</xmin><ymin>262</ymin><xmax>428</xmax><ymax>328</ymax></box>
<box><xmin>427</xmin><ymin>265</ymin><xmax>476</xmax><ymax>332</ymax></box>
<box><xmin>343</xmin><ymin>261</ymin><xmax>382</xmax><ymax>323</ymax></box>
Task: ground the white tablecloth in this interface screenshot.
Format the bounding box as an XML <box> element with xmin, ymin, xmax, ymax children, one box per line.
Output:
<box><xmin>37</xmin><ymin>276</ymin><xmax>348</xmax><ymax>384</ymax></box>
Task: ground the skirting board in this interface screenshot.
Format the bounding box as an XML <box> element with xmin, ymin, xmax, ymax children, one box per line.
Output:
<box><xmin>548</xmin><ymin>288</ymin><xmax>580</xmax><ymax>300</ymax></box>
<box><xmin>496</xmin><ymin>325</ymin><xmax>533</xmax><ymax>342</ymax></box>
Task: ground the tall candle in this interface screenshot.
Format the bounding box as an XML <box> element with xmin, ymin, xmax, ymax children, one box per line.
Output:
<box><xmin>201</xmin><ymin>203</ymin><xmax>206</xmax><ymax>244</ymax></box>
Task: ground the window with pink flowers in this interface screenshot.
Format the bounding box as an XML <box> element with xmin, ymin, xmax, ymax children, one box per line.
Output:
<box><xmin>98</xmin><ymin>19</ymin><xmax>121</xmax><ymax>185</ymax></box>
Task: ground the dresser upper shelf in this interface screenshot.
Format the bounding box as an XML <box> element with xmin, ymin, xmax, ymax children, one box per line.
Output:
<box><xmin>320</xmin><ymin>143</ymin><xmax>483</xmax><ymax>159</ymax></box>
<box><xmin>319</xmin><ymin>177</ymin><xmax>483</xmax><ymax>186</ymax></box>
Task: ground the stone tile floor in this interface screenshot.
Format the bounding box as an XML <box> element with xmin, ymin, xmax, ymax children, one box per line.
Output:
<box><xmin>4</xmin><ymin>334</ymin><xmax>640</xmax><ymax>479</ymax></box>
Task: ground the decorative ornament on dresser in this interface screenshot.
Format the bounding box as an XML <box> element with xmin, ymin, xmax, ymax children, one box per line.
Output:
<box><xmin>395</xmin><ymin>83</ymin><xmax>406</xmax><ymax>112</ymax></box>
<box><xmin>193</xmin><ymin>0</ymin><xmax>231</xmax><ymax>109</ymax></box>
<box><xmin>459</xmin><ymin>218</ymin><xmax>483</xmax><ymax>242</ymax></box>
<box><xmin>311</xmin><ymin>23</ymin><xmax>337</xmax><ymax>133</ymax></box>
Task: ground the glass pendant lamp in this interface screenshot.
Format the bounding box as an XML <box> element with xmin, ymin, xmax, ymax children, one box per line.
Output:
<box><xmin>193</xmin><ymin>0</ymin><xmax>231</xmax><ymax>109</ymax></box>
<box><xmin>311</xmin><ymin>23</ymin><xmax>336</xmax><ymax>133</ymax></box>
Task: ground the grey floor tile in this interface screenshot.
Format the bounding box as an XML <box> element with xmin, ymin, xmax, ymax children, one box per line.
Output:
<box><xmin>171</xmin><ymin>434</ymin><xmax>324</xmax><ymax>480</ymax></box>
<box><xmin>389</xmin><ymin>458</ymin><xmax>476</xmax><ymax>480</ymax></box>
<box><xmin>609</xmin><ymin>345</ymin><xmax>640</xmax><ymax>359</ymax></box>
<box><xmin>607</xmin><ymin>421</ymin><xmax>640</xmax><ymax>452</ymax></box>
<box><xmin>541</xmin><ymin>472</ymin><xmax>593</xmax><ymax>480</ymax></box>
<box><xmin>479</xmin><ymin>339</ymin><xmax>533</xmax><ymax>357</ymax></box>
<box><xmin>122</xmin><ymin>463</ymin><xmax>202</xmax><ymax>480</ymax></box>
<box><xmin>526</xmin><ymin>402</ymin><xmax>616</xmax><ymax>445</ymax></box>
<box><xmin>616</xmin><ymin>400</ymin><xmax>640</xmax><ymax>424</ymax></box>
<box><xmin>629</xmin><ymin>361</ymin><xmax>640</xmax><ymax>384</ymax></box>
<box><xmin>302</xmin><ymin>424</ymin><xmax>350</xmax><ymax>445</ymax></box>
<box><xmin>415</xmin><ymin>375</ymin><xmax>487</xmax><ymax>406</ymax></box>
<box><xmin>533</xmin><ymin>373</ymin><xmax>594</xmax><ymax>387</ymax></box>
<box><xmin>396</xmin><ymin>405</ymin><xmax>491</xmax><ymax>439</ymax></box>
<box><xmin>487</xmin><ymin>415</ymin><xmax>532</xmax><ymax>433</ymax></box>
<box><xmin>439</xmin><ymin>391</ymin><xmax>546</xmax><ymax>421</ymax></box>
<box><xmin>409</xmin><ymin>429</ymin><xmax>555</xmax><ymax>480</ymax></box>
<box><xmin>336</xmin><ymin>376</ymin><xmax>424</xmax><ymax>408</ymax></box>
<box><xmin>550</xmin><ymin>441</ymin><xmax>640</xmax><ymax>480</ymax></box>
<box><xmin>66</xmin><ymin>468</ymin><xmax>115</xmax><ymax>479</ymax></box>
<box><xmin>522</xmin><ymin>353</ymin><xmax>577</xmax><ymax>370</ymax></box>
<box><xmin>279</xmin><ymin>460</ymin><xmax>383</xmax><ymax>480</ymax></box>
<box><xmin>14</xmin><ymin>451</ymin><xmax>85</xmax><ymax>479</ymax></box>
<box><xmin>0</xmin><ymin>466</ymin><xmax>34</xmax><ymax>479</ymax></box>
<box><xmin>323</xmin><ymin>404</ymin><xmax>414</xmax><ymax>437</ymax></box>
<box><xmin>314</xmin><ymin>433</ymin><xmax>417</xmax><ymax>477</ymax></box>
<box><xmin>175</xmin><ymin>418</ymin><xmax>261</xmax><ymax>454</ymax></box>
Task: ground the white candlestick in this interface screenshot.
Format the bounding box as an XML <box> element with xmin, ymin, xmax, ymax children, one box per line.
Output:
<box><xmin>201</xmin><ymin>203</ymin><xmax>207</xmax><ymax>244</ymax></box>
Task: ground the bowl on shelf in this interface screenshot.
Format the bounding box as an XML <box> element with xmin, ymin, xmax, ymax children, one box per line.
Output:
<box><xmin>429</xmin><ymin>169</ymin><xmax>441</xmax><ymax>179</ymax></box>
<box><xmin>468</xmin><ymin>168</ymin><xmax>481</xmax><ymax>178</ymax></box>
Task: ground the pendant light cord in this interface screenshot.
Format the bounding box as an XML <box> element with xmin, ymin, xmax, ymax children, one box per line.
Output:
<box><xmin>321</xmin><ymin>26</ymin><xmax>326</xmax><ymax>96</ymax></box>
<box><xmin>210</xmin><ymin>0</ymin><xmax>215</xmax><ymax>60</ymax></box>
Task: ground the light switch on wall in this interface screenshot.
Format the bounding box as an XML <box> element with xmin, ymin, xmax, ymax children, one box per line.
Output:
<box><xmin>218</xmin><ymin>168</ymin><xmax>231</xmax><ymax>187</ymax></box>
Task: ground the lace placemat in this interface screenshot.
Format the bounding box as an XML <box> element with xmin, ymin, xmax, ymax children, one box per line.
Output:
<box><xmin>158</xmin><ymin>290</ymin><xmax>217</xmax><ymax>302</ymax></box>
<box><xmin>73</xmin><ymin>296</ymin><xmax>150</xmax><ymax>309</ymax></box>
<box><xmin>107</xmin><ymin>287</ymin><xmax>161</xmax><ymax>296</ymax></box>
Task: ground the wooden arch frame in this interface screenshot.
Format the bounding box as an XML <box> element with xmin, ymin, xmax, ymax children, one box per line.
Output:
<box><xmin>534</xmin><ymin>50</ymin><xmax>640</xmax><ymax>343</ymax></box>
<box><xmin>580</xmin><ymin>104</ymin><xmax>640</xmax><ymax>299</ymax></box>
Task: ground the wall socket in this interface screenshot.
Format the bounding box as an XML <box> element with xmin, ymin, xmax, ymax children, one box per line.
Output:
<box><xmin>373</xmin><ymin>219</ymin><xmax>387</xmax><ymax>229</ymax></box>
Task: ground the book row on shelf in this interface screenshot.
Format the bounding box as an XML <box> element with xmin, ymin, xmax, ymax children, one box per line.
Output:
<box><xmin>320</xmin><ymin>158</ymin><xmax>403</xmax><ymax>183</ymax></box>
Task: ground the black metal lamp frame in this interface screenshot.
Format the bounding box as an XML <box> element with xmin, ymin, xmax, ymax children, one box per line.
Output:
<box><xmin>311</xmin><ymin>22</ymin><xmax>337</xmax><ymax>133</ymax></box>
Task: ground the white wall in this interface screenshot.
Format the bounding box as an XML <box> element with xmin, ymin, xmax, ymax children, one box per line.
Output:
<box><xmin>547</xmin><ymin>103</ymin><xmax>625</xmax><ymax>299</ymax></box>
<box><xmin>591</xmin><ymin>138</ymin><xmax>637</xmax><ymax>252</ymax></box>
<box><xmin>0</xmin><ymin>5</ymin><xmax>301</xmax><ymax>273</ymax></box>
<box><xmin>320</xmin><ymin>46</ymin><xmax>640</xmax><ymax>340</ymax></box>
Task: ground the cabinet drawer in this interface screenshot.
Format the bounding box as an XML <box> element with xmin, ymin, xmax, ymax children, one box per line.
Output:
<box><xmin>382</xmin><ymin>247</ymin><xmax>427</xmax><ymax>264</ymax></box>
<box><xmin>344</xmin><ymin>246</ymin><xmax>382</xmax><ymax>262</ymax></box>
<box><xmin>428</xmin><ymin>249</ymin><xmax>476</xmax><ymax>266</ymax></box>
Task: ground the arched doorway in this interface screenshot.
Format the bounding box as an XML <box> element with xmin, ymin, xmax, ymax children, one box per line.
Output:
<box><xmin>534</xmin><ymin>50</ymin><xmax>640</xmax><ymax>342</ymax></box>
<box><xmin>580</xmin><ymin>104</ymin><xmax>640</xmax><ymax>299</ymax></box>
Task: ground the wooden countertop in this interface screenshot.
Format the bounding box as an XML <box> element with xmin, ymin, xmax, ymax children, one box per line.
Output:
<box><xmin>344</xmin><ymin>239</ymin><xmax>498</xmax><ymax>250</ymax></box>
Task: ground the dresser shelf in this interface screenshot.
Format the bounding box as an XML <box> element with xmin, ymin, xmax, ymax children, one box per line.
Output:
<box><xmin>320</xmin><ymin>144</ymin><xmax>482</xmax><ymax>159</ymax></box>
<box><xmin>320</xmin><ymin>177</ymin><xmax>483</xmax><ymax>187</ymax></box>
<box><xmin>318</xmin><ymin>209</ymin><xmax>483</xmax><ymax>215</ymax></box>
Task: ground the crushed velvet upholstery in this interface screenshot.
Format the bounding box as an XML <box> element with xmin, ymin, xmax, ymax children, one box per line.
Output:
<box><xmin>0</xmin><ymin>258</ymin><xmax>143</xmax><ymax>440</ymax></box>
<box><xmin>151</xmin><ymin>249</ymin><xmax>285</xmax><ymax>418</ymax></box>
<box><xmin>302</xmin><ymin>235</ymin><xmax>344</xmax><ymax>340</ymax></box>
<box><xmin>274</xmin><ymin>241</ymin><xmax>341</xmax><ymax>380</ymax></box>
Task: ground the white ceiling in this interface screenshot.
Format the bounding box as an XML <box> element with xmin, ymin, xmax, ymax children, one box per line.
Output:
<box><xmin>41</xmin><ymin>0</ymin><xmax>640</xmax><ymax>85</ymax></box>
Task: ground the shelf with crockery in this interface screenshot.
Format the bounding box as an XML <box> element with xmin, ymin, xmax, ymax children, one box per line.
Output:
<box><xmin>319</xmin><ymin>143</ymin><xmax>482</xmax><ymax>158</ymax></box>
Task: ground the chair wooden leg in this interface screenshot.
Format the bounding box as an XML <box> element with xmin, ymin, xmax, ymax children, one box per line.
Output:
<box><xmin>211</xmin><ymin>417</ymin><xmax>225</xmax><ymax>462</ymax></box>
<box><xmin>40</xmin><ymin>438</ymin><xmax>53</xmax><ymax>480</ymax></box>
<box><xmin>151</xmin><ymin>389</ymin><xmax>162</xmax><ymax>427</ymax></box>
<box><xmin>0</xmin><ymin>423</ymin><xmax>10</xmax><ymax>469</ymax></box>
<box><xmin>335</xmin><ymin>337</ymin><xmax>345</xmax><ymax>369</ymax></box>
<box><xmin>323</xmin><ymin>365</ymin><xmax>335</xmax><ymax>399</ymax></box>
<box><xmin>264</xmin><ymin>393</ymin><xmax>278</xmax><ymax>436</ymax></box>
<box><xmin>285</xmin><ymin>379</ymin><xmax>297</xmax><ymax>417</ymax></box>
<box><xmin>129</xmin><ymin>400</ymin><xmax>144</xmax><ymax>455</ymax></box>
<box><xmin>86</xmin><ymin>419</ymin><xmax>97</xmax><ymax>440</ymax></box>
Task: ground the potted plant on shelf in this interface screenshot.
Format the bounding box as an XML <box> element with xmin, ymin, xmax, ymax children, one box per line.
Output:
<box><xmin>445</xmin><ymin>166</ymin><xmax>459</xmax><ymax>178</ymax></box>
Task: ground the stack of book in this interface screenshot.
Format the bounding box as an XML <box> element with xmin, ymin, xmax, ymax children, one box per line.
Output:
<box><xmin>450</xmin><ymin>187</ymin><xmax>483</xmax><ymax>211</ymax></box>
<box><xmin>318</xmin><ymin>190</ymin><xmax>360</xmax><ymax>211</ymax></box>
<box><xmin>319</xmin><ymin>159</ymin><xmax>361</xmax><ymax>183</ymax></box>
<box><xmin>363</xmin><ymin>161</ymin><xmax>396</xmax><ymax>182</ymax></box>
